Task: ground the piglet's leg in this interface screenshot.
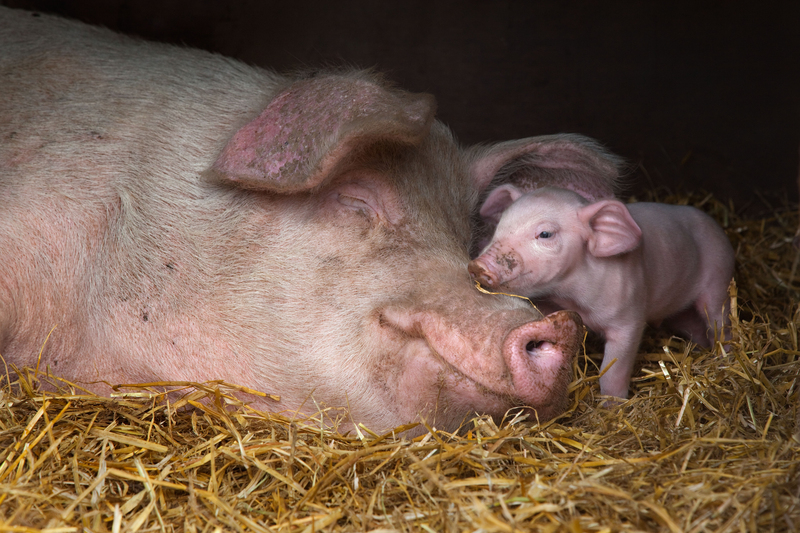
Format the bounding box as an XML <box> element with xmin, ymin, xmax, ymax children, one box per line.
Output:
<box><xmin>598</xmin><ymin>323</ymin><xmax>646</xmax><ymax>399</ymax></box>
<box><xmin>664</xmin><ymin>287</ymin><xmax>731</xmax><ymax>348</ymax></box>
<box><xmin>662</xmin><ymin>307</ymin><xmax>712</xmax><ymax>348</ymax></box>
<box><xmin>695</xmin><ymin>282</ymin><xmax>732</xmax><ymax>346</ymax></box>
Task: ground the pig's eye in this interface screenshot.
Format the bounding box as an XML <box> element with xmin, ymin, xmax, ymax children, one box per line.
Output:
<box><xmin>537</xmin><ymin>230</ymin><xmax>553</xmax><ymax>239</ymax></box>
<box><xmin>337</xmin><ymin>194</ymin><xmax>378</xmax><ymax>222</ymax></box>
<box><xmin>338</xmin><ymin>194</ymin><xmax>371</xmax><ymax>211</ymax></box>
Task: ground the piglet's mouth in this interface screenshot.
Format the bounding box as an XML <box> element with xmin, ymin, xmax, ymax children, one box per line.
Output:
<box><xmin>472</xmin><ymin>280</ymin><xmax>540</xmax><ymax>313</ymax></box>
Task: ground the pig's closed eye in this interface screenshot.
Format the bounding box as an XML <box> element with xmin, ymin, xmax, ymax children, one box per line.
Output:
<box><xmin>328</xmin><ymin>180</ymin><xmax>400</xmax><ymax>225</ymax></box>
<box><xmin>337</xmin><ymin>194</ymin><xmax>379</xmax><ymax>222</ymax></box>
<box><xmin>537</xmin><ymin>231</ymin><xmax>553</xmax><ymax>239</ymax></box>
<box><xmin>338</xmin><ymin>194</ymin><xmax>370</xmax><ymax>211</ymax></box>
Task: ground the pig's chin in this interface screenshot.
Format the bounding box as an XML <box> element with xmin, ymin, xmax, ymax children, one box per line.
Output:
<box><xmin>379</xmin><ymin>311</ymin><xmax>578</xmax><ymax>432</ymax></box>
<box><xmin>384</xmin><ymin>337</ymin><xmax>520</xmax><ymax>432</ymax></box>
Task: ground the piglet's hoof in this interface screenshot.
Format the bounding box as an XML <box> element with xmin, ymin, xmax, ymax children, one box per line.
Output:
<box><xmin>597</xmin><ymin>395</ymin><xmax>628</xmax><ymax>409</ymax></box>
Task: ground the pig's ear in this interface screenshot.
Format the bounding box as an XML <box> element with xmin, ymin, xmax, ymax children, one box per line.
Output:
<box><xmin>469</xmin><ymin>134</ymin><xmax>626</xmax><ymax>200</ymax></box>
<box><xmin>578</xmin><ymin>200</ymin><xmax>642</xmax><ymax>257</ymax></box>
<box><xmin>479</xmin><ymin>184</ymin><xmax>523</xmax><ymax>225</ymax></box>
<box><xmin>212</xmin><ymin>74</ymin><xmax>436</xmax><ymax>193</ymax></box>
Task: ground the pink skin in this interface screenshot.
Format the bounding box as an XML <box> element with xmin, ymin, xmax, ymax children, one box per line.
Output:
<box><xmin>0</xmin><ymin>8</ymin><xmax>606</xmax><ymax>435</ymax></box>
<box><xmin>469</xmin><ymin>186</ymin><xmax>735</xmax><ymax>398</ymax></box>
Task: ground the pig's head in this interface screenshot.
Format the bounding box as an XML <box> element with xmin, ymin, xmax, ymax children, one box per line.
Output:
<box><xmin>469</xmin><ymin>187</ymin><xmax>642</xmax><ymax>296</ymax></box>
<box><xmin>208</xmin><ymin>72</ymin><xmax>587</xmax><ymax>435</ymax></box>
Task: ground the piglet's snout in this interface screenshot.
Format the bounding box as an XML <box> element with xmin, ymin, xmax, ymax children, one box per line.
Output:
<box><xmin>468</xmin><ymin>258</ymin><xmax>498</xmax><ymax>289</ymax></box>
<box><xmin>469</xmin><ymin>248</ymin><xmax>523</xmax><ymax>290</ymax></box>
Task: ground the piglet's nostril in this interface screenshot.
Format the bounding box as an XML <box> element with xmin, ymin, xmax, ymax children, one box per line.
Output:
<box><xmin>468</xmin><ymin>259</ymin><xmax>496</xmax><ymax>288</ymax></box>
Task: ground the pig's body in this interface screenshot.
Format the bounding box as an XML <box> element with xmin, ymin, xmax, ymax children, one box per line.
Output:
<box><xmin>0</xmin><ymin>8</ymin><xmax>636</xmax><ymax>433</ymax></box>
<box><xmin>469</xmin><ymin>187</ymin><xmax>735</xmax><ymax>398</ymax></box>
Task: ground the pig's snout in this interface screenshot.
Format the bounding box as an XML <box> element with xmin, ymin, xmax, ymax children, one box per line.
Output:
<box><xmin>503</xmin><ymin>310</ymin><xmax>583</xmax><ymax>412</ymax></box>
<box><xmin>469</xmin><ymin>257</ymin><xmax>499</xmax><ymax>289</ymax></box>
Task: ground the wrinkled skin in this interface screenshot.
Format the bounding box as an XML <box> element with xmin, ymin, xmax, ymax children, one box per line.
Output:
<box><xmin>0</xmin><ymin>8</ymin><xmax>613</xmax><ymax>435</ymax></box>
<box><xmin>470</xmin><ymin>186</ymin><xmax>735</xmax><ymax>398</ymax></box>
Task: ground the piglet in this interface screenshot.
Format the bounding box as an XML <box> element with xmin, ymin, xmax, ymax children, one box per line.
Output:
<box><xmin>469</xmin><ymin>185</ymin><xmax>735</xmax><ymax>398</ymax></box>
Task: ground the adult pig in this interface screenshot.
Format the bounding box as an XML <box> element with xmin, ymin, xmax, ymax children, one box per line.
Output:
<box><xmin>469</xmin><ymin>186</ymin><xmax>735</xmax><ymax>398</ymax></box>
<box><xmin>0</xmin><ymin>8</ymin><xmax>619</xmax><ymax>434</ymax></box>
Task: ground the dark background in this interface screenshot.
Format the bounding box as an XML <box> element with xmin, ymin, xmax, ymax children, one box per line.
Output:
<box><xmin>3</xmin><ymin>0</ymin><xmax>799</xmax><ymax>211</ymax></box>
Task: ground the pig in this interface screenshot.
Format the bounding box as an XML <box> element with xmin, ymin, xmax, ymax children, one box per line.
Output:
<box><xmin>469</xmin><ymin>185</ymin><xmax>735</xmax><ymax>398</ymax></box>
<box><xmin>0</xmin><ymin>7</ymin><xmax>626</xmax><ymax>435</ymax></box>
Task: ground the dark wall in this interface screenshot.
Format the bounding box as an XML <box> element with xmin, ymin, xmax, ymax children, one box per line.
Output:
<box><xmin>3</xmin><ymin>0</ymin><xmax>799</xmax><ymax>209</ymax></box>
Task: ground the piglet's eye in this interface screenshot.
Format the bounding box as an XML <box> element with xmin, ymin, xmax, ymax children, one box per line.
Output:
<box><xmin>537</xmin><ymin>231</ymin><xmax>553</xmax><ymax>239</ymax></box>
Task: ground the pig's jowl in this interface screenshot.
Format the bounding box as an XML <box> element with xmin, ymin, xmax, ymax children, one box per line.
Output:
<box><xmin>0</xmin><ymin>8</ymin><xmax>623</xmax><ymax>433</ymax></box>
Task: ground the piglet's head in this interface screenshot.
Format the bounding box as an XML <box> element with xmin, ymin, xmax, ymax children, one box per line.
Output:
<box><xmin>470</xmin><ymin>188</ymin><xmax>643</xmax><ymax>297</ymax></box>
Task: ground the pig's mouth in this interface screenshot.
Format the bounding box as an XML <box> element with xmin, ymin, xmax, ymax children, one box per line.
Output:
<box><xmin>378</xmin><ymin>307</ymin><xmax>582</xmax><ymax>423</ymax></box>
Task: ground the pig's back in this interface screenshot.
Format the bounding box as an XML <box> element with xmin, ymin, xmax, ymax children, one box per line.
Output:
<box><xmin>0</xmin><ymin>7</ymin><xmax>280</xmax><ymax>368</ymax></box>
<box><xmin>0</xmin><ymin>6</ymin><xmax>280</xmax><ymax>186</ymax></box>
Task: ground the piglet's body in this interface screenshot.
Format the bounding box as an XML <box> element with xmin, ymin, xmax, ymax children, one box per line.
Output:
<box><xmin>469</xmin><ymin>186</ymin><xmax>735</xmax><ymax>398</ymax></box>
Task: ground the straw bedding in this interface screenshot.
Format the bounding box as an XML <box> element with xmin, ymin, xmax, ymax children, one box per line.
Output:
<box><xmin>1</xmin><ymin>191</ymin><xmax>799</xmax><ymax>532</ymax></box>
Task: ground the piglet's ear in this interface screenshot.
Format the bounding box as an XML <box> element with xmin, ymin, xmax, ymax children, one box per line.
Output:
<box><xmin>578</xmin><ymin>200</ymin><xmax>642</xmax><ymax>257</ymax></box>
<box><xmin>212</xmin><ymin>74</ymin><xmax>435</xmax><ymax>193</ymax></box>
<box><xmin>479</xmin><ymin>184</ymin><xmax>523</xmax><ymax>225</ymax></box>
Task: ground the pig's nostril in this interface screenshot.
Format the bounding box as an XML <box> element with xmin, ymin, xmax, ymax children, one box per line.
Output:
<box><xmin>526</xmin><ymin>340</ymin><xmax>553</xmax><ymax>354</ymax></box>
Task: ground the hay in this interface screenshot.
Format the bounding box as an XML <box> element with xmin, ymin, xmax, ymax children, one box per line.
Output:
<box><xmin>2</xmin><ymin>191</ymin><xmax>799</xmax><ymax>532</ymax></box>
